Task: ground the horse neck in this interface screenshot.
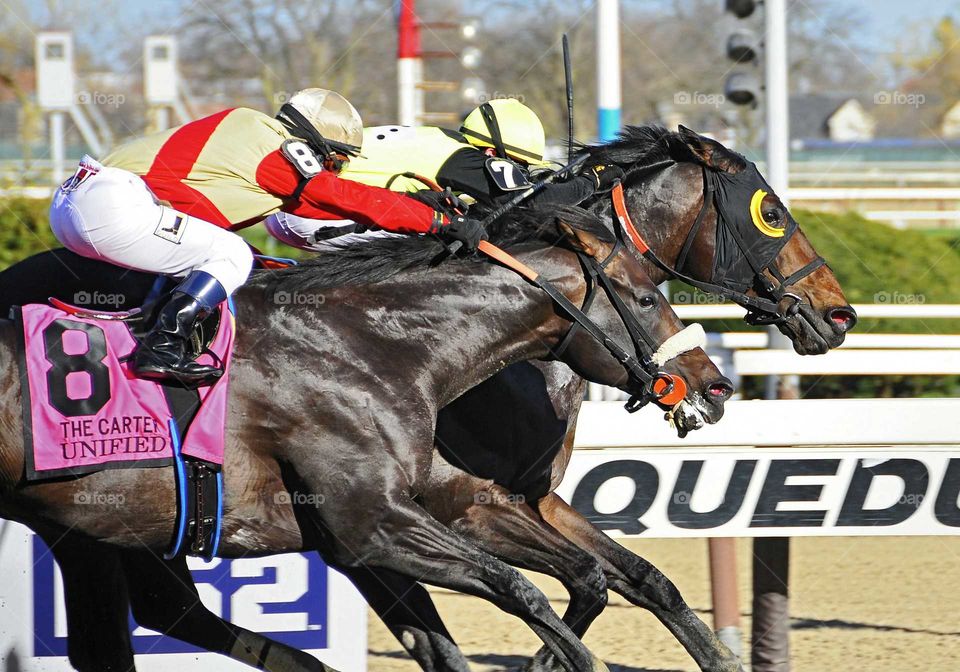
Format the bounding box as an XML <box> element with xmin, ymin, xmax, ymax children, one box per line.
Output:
<box><xmin>242</xmin><ymin>246</ymin><xmax>581</xmax><ymax>410</ymax></box>
<box><xmin>411</xmin><ymin>247</ymin><xmax>584</xmax><ymax>406</ymax></box>
<box><xmin>589</xmin><ymin>163</ymin><xmax>705</xmax><ymax>284</ymax></box>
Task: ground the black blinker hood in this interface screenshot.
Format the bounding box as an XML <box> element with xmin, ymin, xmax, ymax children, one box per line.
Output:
<box><xmin>708</xmin><ymin>163</ymin><xmax>797</xmax><ymax>293</ymax></box>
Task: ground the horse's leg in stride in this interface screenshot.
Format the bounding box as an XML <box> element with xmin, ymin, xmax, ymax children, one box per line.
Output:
<box><xmin>439</xmin><ymin>485</ymin><xmax>609</xmax><ymax>655</ymax></box>
<box><xmin>338</xmin><ymin>564</ymin><xmax>470</xmax><ymax>672</ymax></box>
<box><xmin>120</xmin><ymin>550</ymin><xmax>337</xmax><ymax>672</ymax></box>
<box><xmin>42</xmin><ymin>533</ymin><xmax>137</xmax><ymax>672</ymax></box>
<box><xmin>538</xmin><ymin>493</ymin><xmax>744</xmax><ymax>672</ymax></box>
<box><xmin>312</xmin><ymin>492</ymin><xmax>607</xmax><ymax>672</ymax></box>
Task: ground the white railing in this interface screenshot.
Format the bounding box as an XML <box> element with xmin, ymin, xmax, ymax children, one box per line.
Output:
<box><xmin>673</xmin><ymin>303</ymin><xmax>960</xmax><ymax>320</ymax></box>
<box><xmin>573</xmin><ymin>397</ymin><xmax>960</xmax><ymax>448</ymax></box>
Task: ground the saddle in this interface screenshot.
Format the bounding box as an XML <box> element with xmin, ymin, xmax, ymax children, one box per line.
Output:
<box><xmin>13</xmin><ymin>290</ymin><xmax>235</xmax><ymax>560</ymax></box>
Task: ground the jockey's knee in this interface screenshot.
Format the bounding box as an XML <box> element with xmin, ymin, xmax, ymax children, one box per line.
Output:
<box><xmin>264</xmin><ymin>212</ymin><xmax>308</xmax><ymax>249</ymax></box>
<box><xmin>194</xmin><ymin>232</ymin><xmax>253</xmax><ymax>296</ymax></box>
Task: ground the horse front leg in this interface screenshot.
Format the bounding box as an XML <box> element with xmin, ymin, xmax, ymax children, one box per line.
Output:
<box><xmin>41</xmin><ymin>532</ymin><xmax>137</xmax><ymax>672</ymax></box>
<box><xmin>433</xmin><ymin>483</ymin><xmax>609</xmax><ymax>672</ymax></box>
<box><xmin>302</xmin><ymin>473</ymin><xmax>607</xmax><ymax>672</ymax></box>
<box><xmin>120</xmin><ymin>549</ymin><xmax>337</xmax><ymax>672</ymax></box>
<box><xmin>538</xmin><ymin>493</ymin><xmax>744</xmax><ymax>672</ymax></box>
<box><xmin>337</xmin><ymin>564</ymin><xmax>470</xmax><ymax>672</ymax></box>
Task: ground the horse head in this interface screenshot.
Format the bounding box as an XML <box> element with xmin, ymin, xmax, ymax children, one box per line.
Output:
<box><xmin>542</xmin><ymin>208</ymin><xmax>733</xmax><ymax>435</ymax></box>
<box><xmin>586</xmin><ymin>125</ymin><xmax>856</xmax><ymax>355</ymax></box>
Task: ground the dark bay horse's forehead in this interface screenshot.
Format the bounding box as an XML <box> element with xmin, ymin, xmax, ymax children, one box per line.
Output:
<box><xmin>709</xmin><ymin>162</ymin><xmax>796</xmax><ymax>289</ymax></box>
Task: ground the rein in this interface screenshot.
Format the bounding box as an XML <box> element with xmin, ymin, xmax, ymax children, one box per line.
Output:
<box><xmin>607</xmin><ymin>164</ymin><xmax>825</xmax><ymax>325</ymax></box>
<box><xmin>476</xmin><ymin>231</ymin><xmax>696</xmax><ymax>412</ymax></box>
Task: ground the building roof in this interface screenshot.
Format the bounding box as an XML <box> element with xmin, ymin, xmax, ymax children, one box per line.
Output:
<box><xmin>789</xmin><ymin>94</ymin><xmax>867</xmax><ymax>141</ymax></box>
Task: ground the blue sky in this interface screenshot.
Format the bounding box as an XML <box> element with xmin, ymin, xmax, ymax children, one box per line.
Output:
<box><xmin>860</xmin><ymin>0</ymin><xmax>958</xmax><ymax>48</ymax></box>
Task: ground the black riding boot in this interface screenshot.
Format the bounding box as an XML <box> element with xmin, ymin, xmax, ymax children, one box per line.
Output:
<box><xmin>132</xmin><ymin>272</ymin><xmax>227</xmax><ymax>387</ymax></box>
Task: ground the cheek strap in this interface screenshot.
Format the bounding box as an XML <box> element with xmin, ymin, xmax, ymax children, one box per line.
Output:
<box><xmin>651</xmin><ymin>323</ymin><xmax>706</xmax><ymax>366</ymax></box>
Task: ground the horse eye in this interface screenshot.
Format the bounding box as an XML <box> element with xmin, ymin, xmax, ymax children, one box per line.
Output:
<box><xmin>763</xmin><ymin>208</ymin><xmax>784</xmax><ymax>226</ymax></box>
<box><xmin>639</xmin><ymin>295</ymin><xmax>657</xmax><ymax>309</ymax></box>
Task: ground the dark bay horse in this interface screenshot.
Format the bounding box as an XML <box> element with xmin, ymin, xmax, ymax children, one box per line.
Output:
<box><xmin>0</xmin><ymin>127</ymin><xmax>854</xmax><ymax>672</ymax></box>
<box><xmin>0</xmin><ymin>207</ymin><xmax>729</xmax><ymax>672</ymax></box>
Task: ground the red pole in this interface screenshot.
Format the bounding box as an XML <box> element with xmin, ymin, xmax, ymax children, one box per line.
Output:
<box><xmin>397</xmin><ymin>0</ymin><xmax>420</xmax><ymax>59</ymax></box>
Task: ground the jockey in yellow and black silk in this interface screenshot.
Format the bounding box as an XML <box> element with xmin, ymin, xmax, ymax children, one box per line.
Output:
<box><xmin>264</xmin><ymin>98</ymin><xmax>623</xmax><ymax>251</ymax></box>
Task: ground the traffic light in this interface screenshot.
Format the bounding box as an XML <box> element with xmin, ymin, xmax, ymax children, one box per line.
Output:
<box><xmin>724</xmin><ymin>72</ymin><xmax>760</xmax><ymax>106</ymax></box>
<box><xmin>724</xmin><ymin>1</ymin><xmax>761</xmax><ymax>107</ymax></box>
<box><xmin>725</xmin><ymin>0</ymin><xmax>757</xmax><ymax>19</ymax></box>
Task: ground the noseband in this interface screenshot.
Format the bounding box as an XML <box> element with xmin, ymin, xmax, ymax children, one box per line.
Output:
<box><xmin>608</xmin><ymin>161</ymin><xmax>825</xmax><ymax>325</ymax></box>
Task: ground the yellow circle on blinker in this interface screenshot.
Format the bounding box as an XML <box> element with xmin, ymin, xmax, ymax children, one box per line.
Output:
<box><xmin>749</xmin><ymin>189</ymin><xmax>785</xmax><ymax>238</ymax></box>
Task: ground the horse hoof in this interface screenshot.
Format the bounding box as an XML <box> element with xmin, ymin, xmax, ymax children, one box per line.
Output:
<box><xmin>591</xmin><ymin>654</ymin><xmax>611</xmax><ymax>672</ymax></box>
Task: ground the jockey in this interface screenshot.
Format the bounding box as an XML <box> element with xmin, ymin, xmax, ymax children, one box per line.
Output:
<box><xmin>49</xmin><ymin>88</ymin><xmax>484</xmax><ymax>387</ymax></box>
<box><xmin>264</xmin><ymin>97</ymin><xmax>623</xmax><ymax>251</ymax></box>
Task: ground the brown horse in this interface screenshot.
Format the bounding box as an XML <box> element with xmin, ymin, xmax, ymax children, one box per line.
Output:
<box><xmin>0</xmin><ymin>127</ymin><xmax>853</xmax><ymax>672</ymax></box>
<box><xmin>0</xmin><ymin>206</ymin><xmax>730</xmax><ymax>671</ymax></box>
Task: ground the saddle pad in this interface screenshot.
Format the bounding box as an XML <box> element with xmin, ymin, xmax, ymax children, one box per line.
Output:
<box><xmin>14</xmin><ymin>302</ymin><xmax>234</xmax><ymax>480</ymax></box>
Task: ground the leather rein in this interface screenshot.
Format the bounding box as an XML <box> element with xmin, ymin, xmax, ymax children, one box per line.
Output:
<box><xmin>476</xmin><ymin>229</ymin><xmax>696</xmax><ymax>412</ymax></box>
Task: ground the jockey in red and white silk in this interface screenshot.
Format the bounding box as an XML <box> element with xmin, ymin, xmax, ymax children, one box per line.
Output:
<box><xmin>48</xmin><ymin>88</ymin><xmax>478</xmax><ymax>387</ymax></box>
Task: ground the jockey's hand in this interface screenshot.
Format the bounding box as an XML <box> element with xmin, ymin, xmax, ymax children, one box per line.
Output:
<box><xmin>586</xmin><ymin>164</ymin><xmax>625</xmax><ymax>191</ymax></box>
<box><xmin>437</xmin><ymin>216</ymin><xmax>488</xmax><ymax>254</ymax></box>
<box><xmin>413</xmin><ymin>187</ymin><xmax>470</xmax><ymax>217</ymax></box>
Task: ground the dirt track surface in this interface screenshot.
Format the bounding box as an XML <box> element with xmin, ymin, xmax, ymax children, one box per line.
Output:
<box><xmin>367</xmin><ymin>536</ymin><xmax>960</xmax><ymax>671</ymax></box>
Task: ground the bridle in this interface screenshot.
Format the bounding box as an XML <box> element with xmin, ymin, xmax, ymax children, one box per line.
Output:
<box><xmin>605</xmin><ymin>160</ymin><xmax>826</xmax><ymax>326</ymax></box>
<box><xmin>477</xmin><ymin>214</ymin><xmax>705</xmax><ymax>413</ymax></box>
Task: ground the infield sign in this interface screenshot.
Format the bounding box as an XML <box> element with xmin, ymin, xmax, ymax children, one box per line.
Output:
<box><xmin>0</xmin><ymin>523</ymin><xmax>366</xmax><ymax>671</ymax></box>
<box><xmin>558</xmin><ymin>449</ymin><xmax>960</xmax><ymax>537</ymax></box>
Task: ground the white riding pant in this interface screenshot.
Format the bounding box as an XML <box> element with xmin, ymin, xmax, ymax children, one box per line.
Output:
<box><xmin>263</xmin><ymin>211</ymin><xmax>401</xmax><ymax>252</ymax></box>
<box><xmin>49</xmin><ymin>156</ymin><xmax>253</xmax><ymax>295</ymax></box>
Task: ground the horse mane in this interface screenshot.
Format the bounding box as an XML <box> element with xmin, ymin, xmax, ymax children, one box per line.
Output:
<box><xmin>249</xmin><ymin>204</ymin><xmax>613</xmax><ymax>292</ymax></box>
<box><xmin>577</xmin><ymin>125</ymin><xmax>677</xmax><ymax>167</ymax></box>
<box><xmin>577</xmin><ymin>125</ymin><xmax>747</xmax><ymax>174</ymax></box>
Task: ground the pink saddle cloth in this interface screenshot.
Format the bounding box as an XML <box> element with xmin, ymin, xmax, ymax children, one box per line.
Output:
<box><xmin>14</xmin><ymin>302</ymin><xmax>234</xmax><ymax>480</ymax></box>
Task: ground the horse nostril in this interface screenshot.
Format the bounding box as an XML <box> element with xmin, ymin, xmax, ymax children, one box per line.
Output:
<box><xmin>828</xmin><ymin>306</ymin><xmax>857</xmax><ymax>333</ymax></box>
<box><xmin>708</xmin><ymin>381</ymin><xmax>734</xmax><ymax>401</ymax></box>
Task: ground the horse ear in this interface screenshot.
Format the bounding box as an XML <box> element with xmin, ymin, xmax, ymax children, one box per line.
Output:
<box><xmin>558</xmin><ymin>221</ymin><xmax>602</xmax><ymax>257</ymax></box>
<box><xmin>676</xmin><ymin>125</ymin><xmax>745</xmax><ymax>173</ymax></box>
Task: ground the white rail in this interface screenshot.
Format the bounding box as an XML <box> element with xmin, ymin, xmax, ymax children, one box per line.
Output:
<box><xmin>673</xmin><ymin>303</ymin><xmax>960</xmax><ymax>320</ymax></box>
<box><xmin>707</xmin><ymin>332</ymin><xmax>960</xmax><ymax>350</ymax></box>
<box><xmin>573</xmin><ymin>398</ymin><xmax>960</xmax><ymax>448</ymax></box>
<box><xmin>732</xmin><ymin>348</ymin><xmax>960</xmax><ymax>376</ymax></box>
<box><xmin>788</xmin><ymin>187</ymin><xmax>960</xmax><ymax>200</ymax></box>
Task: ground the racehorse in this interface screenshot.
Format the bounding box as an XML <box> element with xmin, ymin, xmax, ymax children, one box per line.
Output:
<box><xmin>0</xmin><ymin>205</ymin><xmax>730</xmax><ymax>672</ymax></box>
<box><xmin>0</xmin><ymin>127</ymin><xmax>854</xmax><ymax>671</ymax></box>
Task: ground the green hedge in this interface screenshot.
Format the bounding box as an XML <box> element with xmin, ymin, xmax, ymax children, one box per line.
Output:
<box><xmin>796</xmin><ymin>209</ymin><xmax>960</xmax><ymax>398</ymax></box>
<box><xmin>2</xmin><ymin>199</ymin><xmax>957</xmax><ymax>398</ymax></box>
<box><xmin>0</xmin><ymin>197</ymin><xmax>58</xmax><ymax>269</ymax></box>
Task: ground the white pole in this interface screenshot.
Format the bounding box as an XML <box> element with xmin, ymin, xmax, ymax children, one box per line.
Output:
<box><xmin>49</xmin><ymin>111</ymin><xmax>65</xmax><ymax>185</ymax></box>
<box><xmin>413</xmin><ymin>58</ymin><xmax>425</xmax><ymax>124</ymax></box>
<box><xmin>154</xmin><ymin>107</ymin><xmax>171</xmax><ymax>132</ymax></box>
<box><xmin>763</xmin><ymin>0</ymin><xmax>794</xmax><ymax>398</ymax></box>
<box><xmin>765</xmin><ymin>0</ymin><xmax>789</xmax><ymax>201</ymax></box>
<box><xmin>398</xmin><ymin>59</ymin><xmax>418</xmax><ymax>126</ymax></box>
<box><xmin>756</xmin><ymin>3</ymin><xmax>792</xmax><ymax>671</ymax></box>
<box><xmin>596</xmin><ymin>0</ymin><xmax>622</xmax><ymax>141</ymax></box>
